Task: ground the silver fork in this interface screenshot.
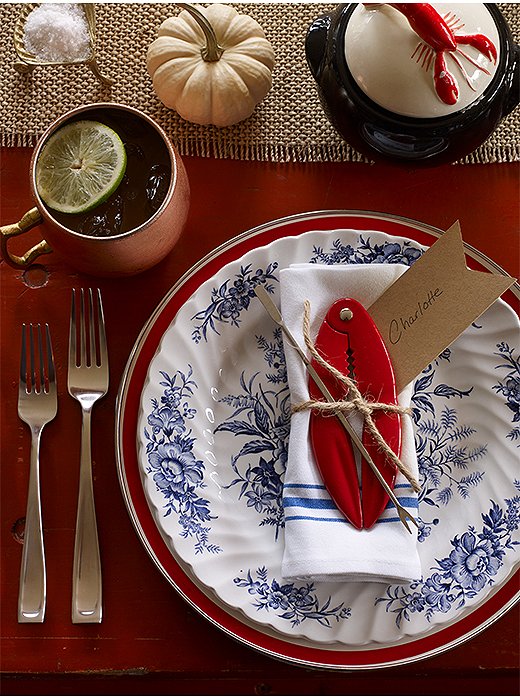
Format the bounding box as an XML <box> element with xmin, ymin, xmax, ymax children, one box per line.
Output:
<box><xmin>68</xmin><ymin>288</ymin><xmax>108</xmax><ymax>624</ymax></box>
<box><xmin>18</xmin><ymin>324</ymin><xmax>57</xmax><ymax>623</ymax></box>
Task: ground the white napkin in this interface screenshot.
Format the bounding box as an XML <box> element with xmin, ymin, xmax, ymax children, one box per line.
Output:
<box><xmin>280</xmin><ymin>263</ymin><xmax>421</xmax><ymax>584</ymax></box>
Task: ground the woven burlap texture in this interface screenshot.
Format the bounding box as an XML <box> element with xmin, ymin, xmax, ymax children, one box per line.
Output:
<box><xmin>1</xmin><ymin>2</ymin><xmax>518</xmax><ymax>163</ymax></box>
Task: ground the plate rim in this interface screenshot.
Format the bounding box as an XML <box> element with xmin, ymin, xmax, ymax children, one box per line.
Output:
<box><xmin>115</xmin><ymin>209</ymin><xmax>519</xmax><ymax>670</ymax></box>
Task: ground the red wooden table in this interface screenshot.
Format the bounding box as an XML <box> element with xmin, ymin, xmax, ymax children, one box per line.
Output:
<box><xmin>1</xmin><ymin>147</ymin><xmax>519</xmax><ymax>694</ymax></box>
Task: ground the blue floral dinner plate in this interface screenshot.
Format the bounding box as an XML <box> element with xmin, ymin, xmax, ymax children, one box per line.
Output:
<box><xmin>135</xmin><ymin>222</ymin><xmax>519</xmax><ymax>647</ymax></box>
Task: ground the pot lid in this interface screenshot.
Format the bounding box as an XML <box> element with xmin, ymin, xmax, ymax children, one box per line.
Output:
<box><xmin>344</xmin><ymin>3</ymin><xmax>500</xmax><ymax>118</ymax></box>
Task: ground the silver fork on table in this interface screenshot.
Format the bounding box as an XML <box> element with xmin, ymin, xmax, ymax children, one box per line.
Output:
<box><xmin>68</xmin><ymin>288</ymin><xmax>108</xmax><ymax>624</ymax></box>
<box><xmin>18</xmin><ymin>324</ymin><xmax>57</xmax><ymax>623</ymax></box>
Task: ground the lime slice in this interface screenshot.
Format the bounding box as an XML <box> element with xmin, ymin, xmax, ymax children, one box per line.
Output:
<box><xmin>36</xmin><ymin>120</ymin><xmax>127</xmax><ymax>214</ymax></box>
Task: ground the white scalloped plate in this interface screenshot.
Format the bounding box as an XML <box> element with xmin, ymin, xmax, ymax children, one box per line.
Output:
<box><xmin>117</xmin><ymin>211</ymin><xmax>519</xmax><ymax>668</ymax></box>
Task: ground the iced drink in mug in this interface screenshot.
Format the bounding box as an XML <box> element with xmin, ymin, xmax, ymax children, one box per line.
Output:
<box><xmin>1</xmin><ymin>103</ymin><xmax>190</xmax><ymax>276</ymax></box>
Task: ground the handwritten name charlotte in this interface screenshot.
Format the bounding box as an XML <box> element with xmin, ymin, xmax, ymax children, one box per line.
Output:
<box><xmin>389</xmin><ymin>287</ymin><xmax>443</xmax><ymax>345</ymax></box>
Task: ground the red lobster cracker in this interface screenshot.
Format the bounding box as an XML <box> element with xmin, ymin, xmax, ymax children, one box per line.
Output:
<box><xmin>308</xmin><ymin>299</ymin><xmax>401</xmax><ymax>530</ymax></box>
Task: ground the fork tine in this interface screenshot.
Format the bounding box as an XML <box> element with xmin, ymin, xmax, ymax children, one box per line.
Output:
<box><xmin>96</xmin><ymin>289</ymin><xmax>107</xmax><ymax>367</ymax></box>
<box><xmin>79</xmin><ymin>289</ymin><xmax>87</xmax><ymax>367</ymax></box>
<box><xmin>45</xmin><ymin>324</ymin><xmax>55</xmax><ymax>387</ymax></box>
<box><xmin>70</xmin><ymin>289</ymin><xmax>77</xmax><ymax>368</ymax></box>
<box><xmin>20</xmin><ymin>324</ymin><xmax>27</xmax><ymax>388</ymax></box>
<box><xmin>88</xmin><ymin>288</ymin><xmax>96</xmax><ymax>367</ymax></box>
<box><xmin>29</xmin><ymin>323</ymin><xmax>36</xmax><ymax>391</ymax></box>
<box><xmin>36</xmin><ymin>324</ymin><xmax>45</xmax><ymax>393</ymax></box>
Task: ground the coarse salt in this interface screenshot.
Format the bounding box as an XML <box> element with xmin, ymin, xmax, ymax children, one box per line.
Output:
<box><xmin>23</xmin><ymin>3</ymin><xmax>91</xmax><ymax>63</ymax></box>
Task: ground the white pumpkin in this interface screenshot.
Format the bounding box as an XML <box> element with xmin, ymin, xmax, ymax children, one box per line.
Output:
<box><xmin>147</xmin><ymin>3</ymin><xmax>275</xmax><ymax>127</ymax></box>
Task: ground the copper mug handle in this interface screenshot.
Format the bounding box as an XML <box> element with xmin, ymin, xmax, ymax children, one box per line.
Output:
<box><xmin>0</xmin><ymin>208</ymin><xmax>53</xmax><ymax>269</ymax></box>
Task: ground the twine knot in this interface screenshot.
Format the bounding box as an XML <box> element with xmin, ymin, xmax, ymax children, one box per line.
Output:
<box><xmin>293</xmin><ymin>300</ymin><xmax>420</xmax><ymax>492</ymax></box>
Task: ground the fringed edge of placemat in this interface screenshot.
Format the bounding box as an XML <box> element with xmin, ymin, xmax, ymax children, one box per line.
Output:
<box><xmin>462</xmin><ymin>144</ymin><xmax>520</xmax><ymax>164</ymax></box>
<box><xmin>3</xmin><ymin>130</ymin><xmax>518</xmax><ymax>165</ymax></box>
<box><xmin>2</xmin><ymin>132</ymin><xmax>41</xmax><ymax>147</ymax></box>
<box><xmin>175</xmin><ymin>138</ymin><xmax>372</xmax><ymax>163</ymax></box>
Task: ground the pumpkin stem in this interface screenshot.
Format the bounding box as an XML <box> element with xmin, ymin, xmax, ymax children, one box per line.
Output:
<box><xmin>176</xmin><ymin>3</ymin><xmax>224</xmax><ymax>62</ymax></box>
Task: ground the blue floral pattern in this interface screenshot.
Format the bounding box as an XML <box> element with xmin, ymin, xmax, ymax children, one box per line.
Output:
<box><xmin>234</xmin><ymin>566</ymin><xmax>351</xmax><ymax>627</ymax></box>
<box><xmin>405</xmin><ymin>350</ymin><xmax>487</xmax><ymax>538</ymax></box>
<box><xmin>412</xmin><ymin>360</ymin><xmax>486</xmax><ymax>502</ymax></box>
<box><xmin>409</xmin><ymin>350</ymin><xmax>472</xmax><ymax>424</ymax></box>
<box><xmin>216</xmin><ymin>331</ymin><xmax>290</xmax><ymax>539</ymax></box>
<box><xmin>309</xmin><ymin>235</ymin><xmax>423</xmax><ymax>266</ymax></box>
<box><xmin>191</xmin><ymin>263</ymin><xmax>278</xmax><ymax>343</ymax></box>
<box><xmin>376</xmin><ymin>489</ymin><xmax>520</xmax><ymax>627</ymax></box>
<box><xmin>493</xmin><ymin>342</ymin><xmax>520</xmax><ymax>444</ymax></box>
<box><xmin>144</xmin><ymin>367</ymin><xmax>221</xmax><ymax>554</ymax></box>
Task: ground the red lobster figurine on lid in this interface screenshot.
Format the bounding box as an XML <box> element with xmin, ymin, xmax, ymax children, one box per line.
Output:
<box><xmin>388</xmin><ymin>3</ymin><xmax>497</xmax><ymax>105</ymax></box>
<box><xmin>308</xmin><ymin>298</ymin><xmax>401</xmax><ymax>530</ymax></box>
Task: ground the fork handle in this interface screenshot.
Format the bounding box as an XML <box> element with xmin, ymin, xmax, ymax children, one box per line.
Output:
<box><xmin>72</xmin><ymin>408</ymin><xmax>102</xmax><ymax>624</ymax></box>
<box><xmin>18</xmin><ymin>428</ymin><xmax>46</xmax><ymax>623</ymax></box>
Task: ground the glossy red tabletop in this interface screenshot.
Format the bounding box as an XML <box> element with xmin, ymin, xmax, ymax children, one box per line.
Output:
<box><xmin>1</xmin><ymin>147</ymin><xmax>519</xmax><ymax>694</ymax></box>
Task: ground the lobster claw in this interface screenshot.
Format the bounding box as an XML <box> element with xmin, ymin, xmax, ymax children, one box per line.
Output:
<box><xmin>434</xmin><ymin>52</ymin><xmax>458</xmax><ymax>105</ymax></box>
<box><xmin>308</xmin><ymin>299</ymin><xmax>401</xmax><ymax>529</ymax></box>
<box><xmin>454</xmin><ymin>33</ymin><xmax>498</xmax><ymax>63</ymax></box>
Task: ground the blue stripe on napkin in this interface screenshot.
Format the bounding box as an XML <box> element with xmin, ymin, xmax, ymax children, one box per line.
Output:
<box><xmin>284</xmin><ymin>483</ymin><xmax>328</xmax><ymax>490</ymax></box>
<box><xmin>282</xmin><ymin>481</ymin><xmax>418</xmax><ymax>526</ymax></box>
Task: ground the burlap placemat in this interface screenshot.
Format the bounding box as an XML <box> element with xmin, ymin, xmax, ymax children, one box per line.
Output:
<box><xmin>1</xmin><ymin>2</ymin><xmax>518</xmax><ymax>163</ymax></box>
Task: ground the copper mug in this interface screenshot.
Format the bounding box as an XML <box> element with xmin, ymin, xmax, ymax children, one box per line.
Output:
<box><xmin>1</xmin><ymin>103</ymin><xmax>190</xmax><ymax>276</ymax></box>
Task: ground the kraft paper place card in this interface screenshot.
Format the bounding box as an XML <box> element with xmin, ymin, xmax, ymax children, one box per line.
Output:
<box><xmin>368</xmin><ymin>222</ymin><xmax>516</xmax><ymax>392</ymax></box>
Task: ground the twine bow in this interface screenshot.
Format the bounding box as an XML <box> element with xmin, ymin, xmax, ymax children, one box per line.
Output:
<box><xmin>293</xmin><ymin>300</ymin><xmax>421</xmax><ymax>492</ymax></box>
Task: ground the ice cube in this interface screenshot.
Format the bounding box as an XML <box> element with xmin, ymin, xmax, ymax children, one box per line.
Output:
<box><xmin>80</xmin><ymin>195</ymin><xmax>124</xmax><ymax>237</ymax></box>
<box><xmin>80</xmin><ymin>213</ymin><xmax>111</xmax><ymax>237</ymax></box>
<box><xmin>110</xmin><ymin>195</ymin><xmax>124</xmax><ymax>234</ymax></box>
<box><xmin>146</xmin><ymin>164</ymin><xmax>170</xmax><ymax>213</ymax></box>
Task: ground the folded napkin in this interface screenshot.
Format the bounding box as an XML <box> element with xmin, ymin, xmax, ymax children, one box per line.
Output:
<box><xmin>279</xmin><ymin>262</ymin><xmax>421</xmax><ymax>584</ymax></box>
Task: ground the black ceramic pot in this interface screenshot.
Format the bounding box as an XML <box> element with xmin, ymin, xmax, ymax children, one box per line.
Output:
<box><xmin>305</xmin><ymin>4</ymin><xmax>519</xmax><ymax>165</ymax></box>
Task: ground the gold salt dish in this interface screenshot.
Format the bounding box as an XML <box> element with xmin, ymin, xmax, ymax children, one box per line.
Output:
<box><xmin>13</xmin><ymin>3</ymin><xmax>113</xmax><ymax>85</ymax></box>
